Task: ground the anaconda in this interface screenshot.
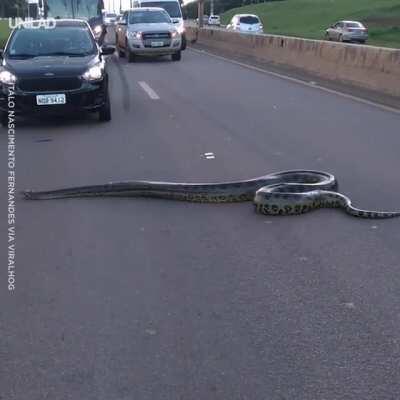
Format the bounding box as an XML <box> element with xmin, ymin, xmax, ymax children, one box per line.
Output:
<box><xmin>22</xmin><ymin>170</ymin><xmax>400</xmax><ymax>219</ymax></box>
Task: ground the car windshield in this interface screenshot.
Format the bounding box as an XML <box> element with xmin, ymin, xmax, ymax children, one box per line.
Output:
<box><xmin>7</xmin><ymin>26</ymin><xmax>96</xmax><ymax>58</ymax></box>
<box><xmin>240</xmin><ymin>16</ymin><xmax>260</xmax><ymax>24</ymax></box>
<box><xmin>129</xmin><ymin>10</ymin><xmax>171</xmax><ymax>24</ymax></box>
<box><xmin>140</xmin><ymin>2</ymin><xmax>181</xmax><ymax>18</ymax></box>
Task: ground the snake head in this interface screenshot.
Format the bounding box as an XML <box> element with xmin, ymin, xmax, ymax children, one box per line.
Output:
<box><xmin>22</xmin><ymin>190</ymin><xmax>35</xmax><ymax>200</ymax></box>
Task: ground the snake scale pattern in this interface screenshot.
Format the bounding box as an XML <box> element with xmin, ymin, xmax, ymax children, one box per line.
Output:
<box><xmin>23</xmin><ymin>170</ymin><xmax>400</xmax><ymax>219</ymax></box>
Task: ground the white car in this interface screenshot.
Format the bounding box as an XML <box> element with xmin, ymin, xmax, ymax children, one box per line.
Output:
<box><xmin>116</xmin><ymin>8</ymin><xmax>182</xmax><ymax>62</ymax></box>
<box><xmin>208</xmin><ymin>15</ymin><xmax>220</xmax><ymax>26</ymax></box>
<box><xmin>227</xmin><ymin>14</ymin><xmax>263</xmax><ymax>34</ymax></box>
<box><xmin>131</xmin><ymin>0</ymin><xmax>186</xmax><ymax>49</ymax></box>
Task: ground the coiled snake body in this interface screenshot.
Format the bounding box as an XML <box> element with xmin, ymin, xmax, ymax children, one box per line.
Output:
<box><xmin>23</xmin><ymin>170</ymin><xmax>400</xmax><ymax>219</ymax></box>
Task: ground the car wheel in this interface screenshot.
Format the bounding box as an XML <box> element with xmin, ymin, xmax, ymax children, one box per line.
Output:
<box><xmin>1</xmin><ymin>111</ymin><xmax>7</xmax><ymax>127</ymax></box>
<box><xmin>99</xmin><ymin>87</ymin><xmax>111</xmax><ymax>122</ymax></box>
<box><xmin>181</xmin><ymin>34</ymin><xmax>187</xmax><ymax>50</ymax></box>
<box><xmin>339</xmin><ymin>34</ymin><xmax>343</xmax><ymax>42</ymax></box>
<box><xmin>325</xmin><ymin>32</ymin><xmax>331</xmax><ymax>41</ymax></box>
<box><xmin>171</xmin><ymin>51</ymin><xmax>181</xmax><ymax>61</ymax></box>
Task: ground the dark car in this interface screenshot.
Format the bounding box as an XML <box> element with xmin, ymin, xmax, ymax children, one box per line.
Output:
<box><xmin>0</xmin><ymin>19</ymin><xmax>115</xmax><ymax>126</ymax></box>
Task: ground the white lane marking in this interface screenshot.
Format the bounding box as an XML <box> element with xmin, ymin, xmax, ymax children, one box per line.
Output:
<box><xmin>138</xmin><ymin>81</ymin><xmax>160</xmax><ymax>100</ymax></box>
<box><xmin>343</xmin><ymin>302</ymin><xmax>356</xmax><ymax>310</ymax></box>
<box><xmin>189</xmin><ymin>48</ymin><xmax>400</xmax><ymax>115</ymax></box>
<box><xmin>203</xmin><ymin>152</ymin><xmax>215</xmax><ymax>159</ymax></box>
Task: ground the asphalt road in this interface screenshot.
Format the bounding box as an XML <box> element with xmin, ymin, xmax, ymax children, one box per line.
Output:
<box><xmin>1</xmin><ymin>46</ymin><xmax>400</xmax><ymax>400</ymax></box>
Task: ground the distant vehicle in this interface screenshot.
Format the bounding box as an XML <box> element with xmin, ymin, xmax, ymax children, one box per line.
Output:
<box><xmin>208</xmin><ymin>15</ymin><xmax>220</xmax><ymax>26</ymax></box>
<box><xmin>104</xmin><ymin>12</ymin><xmax>117</xmax><ymax>25</ymax></box>
<box><xmin>0</xmin><ymin>19</ymin><xmax>115</xmax><ymax>126</ymax></box>
<box><xmin>131</xmin><ymin>0</ymin><xmax>186</xmax><ymax>50</ymax></box>
<box><xmin>116</xmin><ymin>8</ymin><xmax>182</xmax><ymax>62</ymax></box>
<box><xmin>325</xmin><ymin>20</ymin><xmax>368</xmax><ymax>43</ymax></box>
<box><xmin>226</xmin><ymin>14</ymin><xmax>263</xmax><ymax>34</ymax></box>
<box><xmin>39</xmin><ymin>0</ymin><xmax>107</xmax><ymax>43</ymax></box>
<box><xmin>195</xmin><ymin>15</ymin><xmax>209</xmax><ymax>25</ymax></box>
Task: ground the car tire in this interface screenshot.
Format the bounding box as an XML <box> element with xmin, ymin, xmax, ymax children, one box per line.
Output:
<box><xmin>181</xmin><ymin>34</ymin><xmax>187</xmax><ymax>50</ymax></box>
<box><xmin>171</xmin><ymin>51</ymin><xmax>181</xmax><ymax>61</ymax></box>
<box><xmin>325</xmin><ymin>33</ymin><xmax>331</xmax><ymax>41</ymax></box>
<box><xmin>0</xmin><ymin>111</ymin><xmax>7</xmax><ymax>128</ymax></box>
<box><xmin>99</xmin><ymin>88</ymin><xmax>111</xmax><ymax>122</ymax></box>
<box><xmin>339</xmin><ymin>34</ymin><xmax>343</xmax><ymax>42</ymax></box>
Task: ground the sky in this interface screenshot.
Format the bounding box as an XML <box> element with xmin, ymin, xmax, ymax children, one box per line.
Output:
<box><xmin>103</xmin><ymin>0</ymin><xmax>193</xmax><ymax>12</ymax></box>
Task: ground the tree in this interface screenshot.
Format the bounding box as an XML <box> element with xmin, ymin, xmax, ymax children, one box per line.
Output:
<box><xmin>0</xmin><ymin>0</ymin><xmax>28</xmax><ymax>18</ymax></box>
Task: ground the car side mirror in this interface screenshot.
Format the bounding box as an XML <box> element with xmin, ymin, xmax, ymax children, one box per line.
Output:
<box><xmin>101</xmin><ymin>45</ymin><xmax>115</xmax><ymax>55</ymax></box>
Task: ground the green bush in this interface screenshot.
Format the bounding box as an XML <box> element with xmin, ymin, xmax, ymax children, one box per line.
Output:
<box><xmin>0</xmin><ymin>20</ymin><xmax>11</xmax><ymax>49</ymax></box>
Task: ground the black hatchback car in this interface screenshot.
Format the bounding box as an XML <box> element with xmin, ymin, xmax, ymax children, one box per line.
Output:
<box><xmin>0</xmin><ymin>19</ymin><xmax>114</xmax><ymax>126</ymax></box>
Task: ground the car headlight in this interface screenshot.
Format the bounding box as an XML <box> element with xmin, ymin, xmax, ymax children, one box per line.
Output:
<box><xmin>128</xmin><ymin>31</ymin><xmax>142</xmax><ymax>40</ymax></box>
<box><xmin>82</xmin><ymin>64</ymin><xmax>104</xmax><ymax>81</ymax></box>
<box><xmin>177</xmin><ymin>23</ymin><xmax>185</xmax><ymax>34</ymax></box>
<box><xmin>171</xmin><ymin>30</ymin><xmax>180</xmax><ymax>39</ymax></box>
<box><xmin>93</xmin><ymin>25</ymin><xmax>102</xmax><ymax>36</ymax></box>
<box><xmin>0</xmin><ymin>70</ymin><xmax>17</xmax><ymax>85</ymax></box>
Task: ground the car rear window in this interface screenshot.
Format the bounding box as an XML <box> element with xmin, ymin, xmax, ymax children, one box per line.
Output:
<box><xmin>139</xmin><ymin>1</ymin><xmax>182</xmax><ymax>18</ymax></box>
<box><xmin>240</xmin><ymin>16</ymin><xmax>259</xmax><ymax>24</ymax></box>
<box><xmin>345</xmin><ymin>22</ymin><xmax>363</xmax><ymax>28</ymax></box>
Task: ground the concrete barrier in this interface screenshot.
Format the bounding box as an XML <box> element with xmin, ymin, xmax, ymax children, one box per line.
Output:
<box><xmin>186</xmin><ymin>27</ymin><xmax>400</xmax><ymax>97</ymax></box>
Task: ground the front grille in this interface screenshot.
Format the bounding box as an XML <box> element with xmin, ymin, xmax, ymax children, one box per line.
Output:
<box><xmin>142</xmin><ymin>32</ymin><xmax>171</xmax><ymax>40</ymax></box>
<box><xmin>18</xmin><ymin>77</ymin><xmax>82</xmax><ymax>92</ymax></box>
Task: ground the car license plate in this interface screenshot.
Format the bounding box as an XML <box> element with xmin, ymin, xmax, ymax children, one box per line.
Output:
<box><xmin>151</xmin><ymin>41</ymin><xmax>164</xmax><ymax>47</ymax></box>
<box><xmin>36</xmin><ymin>94</ymin><xmax>66</xmax><ymax>106</ymax></box>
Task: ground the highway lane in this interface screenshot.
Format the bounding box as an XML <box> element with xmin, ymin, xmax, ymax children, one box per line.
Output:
<box><xmin>1</xmin><ymin>48</ymin><xmax>400</xmax><ymax>400</ymax></box>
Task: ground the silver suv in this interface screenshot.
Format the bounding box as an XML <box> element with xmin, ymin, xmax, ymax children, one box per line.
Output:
<box><xmin>116</xmin><ymin>8</ymin><xmax>182</xmax><ymax>62</ymax></box>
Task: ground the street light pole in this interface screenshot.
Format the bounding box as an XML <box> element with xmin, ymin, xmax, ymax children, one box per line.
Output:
<box><xmin>198</xmin><ymin>0</ymin><xmax>204</xmax><ymax>28</ymax></box>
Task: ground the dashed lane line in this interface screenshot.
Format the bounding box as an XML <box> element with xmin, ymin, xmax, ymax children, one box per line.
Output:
<box><xmin>138</xmin><ymin>81</ymin><xmax>160</xmax><ymax>100</ymax></box>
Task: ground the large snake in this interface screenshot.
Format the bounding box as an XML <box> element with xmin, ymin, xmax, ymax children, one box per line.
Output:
<box><xmin>22</xmin><ymin>170</ymin><xmax>400</xmax><ymax>218</ymax></box>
